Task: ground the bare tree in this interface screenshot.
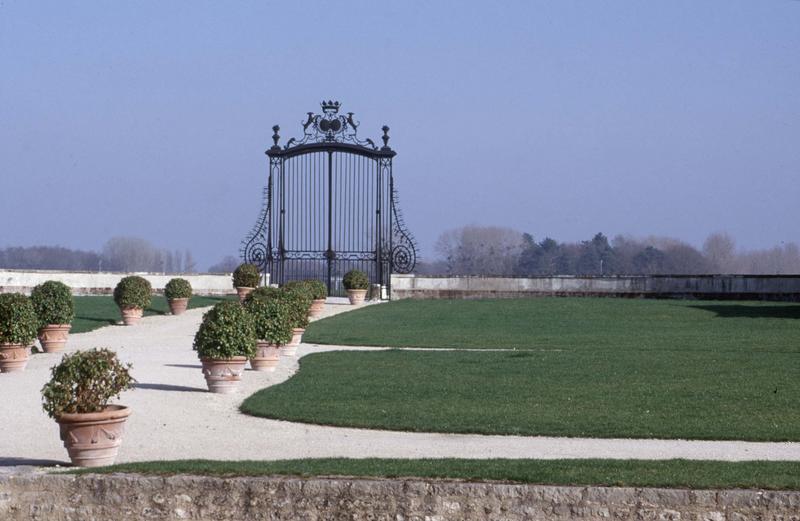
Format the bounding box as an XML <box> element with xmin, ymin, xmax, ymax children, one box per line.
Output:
<box><xmin>101</xmin><ymin>237</ymin><xmax>160</xmax><ymax>272</ymax></box>
<box><xmin>703</xmin><ymin>232</ymin><xmax>736</xmax><ymax>273</ymax></box>
<box><xmin>434</xmin><ymin>225</ymin><xmax>523</xmax><ymax>276</ymax></box>
<box><xmin>208</xmin><ymin>255</ymin><xmax>240</xmax><ymax>273</ymax></box>
<box><xmin>184</xmin><ymin>250</ymin><xmax>197</xmax><ymax>273</ymax></box>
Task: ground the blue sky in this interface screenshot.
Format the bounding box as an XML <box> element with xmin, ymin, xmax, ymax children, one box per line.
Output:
<box><xmin>1</xmin><ymin>1</ymin><xmax>798</xmax><ymax>269</ymax></box>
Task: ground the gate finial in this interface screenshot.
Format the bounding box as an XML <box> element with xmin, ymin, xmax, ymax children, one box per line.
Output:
<box><xmin>381</xmin><ymin>126</ymin><xmax>391</xmax><ymax>151</ymax></box>
<box><xmin>270</xmin><ymin>125</ymin><xmax>281</xmax><ymax>150</ymax></box>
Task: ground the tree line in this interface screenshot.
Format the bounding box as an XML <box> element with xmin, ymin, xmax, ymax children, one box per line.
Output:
<box><xmin>0</xmin><ymin>237</ymin><xmax>198</xmax><ymax>273</ymax></box>
<box><xmin>421</xmin><ymin>226</ymin><xmax>800</xmax><ymax>276</ymax></box>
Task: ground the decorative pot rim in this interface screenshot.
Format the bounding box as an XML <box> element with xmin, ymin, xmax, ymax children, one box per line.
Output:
<box><xmin>120</xmin><ymin>306</ymin><xmax>143</xmax><ymax>311</ymax></box>
<box><xmin>40</xmin><ymin>324</ymin><xmax>71</xmax><ymax>329</ymax></box>
<box><xmin>168</xmin><ymin>297</ymin><xmax>190</xmax><ymax>302</ymax></box>
<box><xmin>200</xmin><ymin>356</ymin><xmax>249</xmax><ymax>363</ymax></box>
<box><xmin>0</xmin><ymin>343</ymin><xmax>29</xmax><ymax>348</ymax></box>
<box><xmin>346</xmin><ymin>288</ymin><xmax>368</xmax><ymax>293</ymax></box>
<box><xmin>235</xmin><ymin>286</ymin><xmax>255</xmax><ymax>290</ymax></box>
<box><xmin>56</xmin><ymin>404</ymin><xmax>131</xmax><ymax>424</ymax></box>
<box><xmin>292</xmin><ymin>327</ymin><xmax>306</xmax><ymax>333</ymax></box>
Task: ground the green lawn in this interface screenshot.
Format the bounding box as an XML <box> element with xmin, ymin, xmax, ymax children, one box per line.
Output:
<box><xmin>71</xmin><ymin>458</ymin><xmax>800</xmax><ymax>490</ymax></box>
<box><xmin>304</xmin><ymin>298</ymin><xmax>800</xmax><ymax>352</ymax></box>
<box><xmin>243</xmin><ymin>298</ymin><xmax>800</xmax><ymax>441</ymax></box>
<box><xmin>71</xmin><ymin>295</ymin><xmax>230</xmax><ymax>334</ymax></box>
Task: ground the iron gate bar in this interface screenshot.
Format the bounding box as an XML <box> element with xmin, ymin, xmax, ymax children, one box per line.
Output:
<box><xmin>241</xmin><ymin>101</ymin><xmax>418</xmax><ymax>298</ymax></box>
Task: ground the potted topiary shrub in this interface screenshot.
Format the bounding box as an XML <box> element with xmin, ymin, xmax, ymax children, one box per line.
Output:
<box><xmin>30</xmin><ymin>280</ymin><xmax>74</xmax><ymax>353</ymax></box>
<box><xmin>113</xmin><ymin>276</ymin><xmax>152</xmax><ymax>326</ymax></box>
<box><xmin>164</xmin><ymin>277</ymin><xmax>192</xmax><ymax>315</ymax></box>
<box><xmin>282</xmin><ymin>285</ymin><xmax>312</xmax><ymax>351</ymax></box>
<box><xmin>41</xmin><ymin>348</ymin><xmax>134</xmax><ymax>467</ymax></box>
<box><xmin>244</xmin><ymin>293</ymin><xmax>293</xmax><ymax>370</ymax></box>
<box><xmin>303</xmin><ymin>279</ymin><xmax>327</xmax><ymax>318</ymax></box>
<box><xmin>0</xmin><ymin>293</ymin><xmax>39</xmax><ymax>373</ymax></box>
<box><xmin>232</xmin><ymin>263</ymin><xmax>261</xmax><ymax>302</ymax></box>
<box><xmin>193</xmin><ymin>301</ymin><xmax>257</xmax><ymax>393</ymax></box>
<box><xmin>343</xmin><ymin>269</ymin><xmax>369</xmax><ymax>305</ymax></box>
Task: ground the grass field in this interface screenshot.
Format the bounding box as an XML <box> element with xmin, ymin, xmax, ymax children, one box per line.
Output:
<box><xmin>71</xmin><ymin>295</ymin><xmax>230</xmax><ymax>334</ymax></box>
<box><xmin>71</xmin><ymin>458</ymin><xmax>800</xmax><ymax>490</ymax></box>
<box><xmin>243</xmin><ymin>298</ymin><xmax>800</xmax><ymax>440</ymax></box>
<box><xmin>303</xmin><ymin>298</ymin><xmax>800</xmax><ymax>352</ymax></box>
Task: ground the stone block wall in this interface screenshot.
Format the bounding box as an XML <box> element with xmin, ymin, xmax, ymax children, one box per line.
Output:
<box><xmin>0</xmin><ymin>269</ymin><xmax>269</xmax><ymax>296</ymax></box>
<box><xmin>0</xmin><ymin>473</ymin><xmax>798</xmax><ymax>520</ymax></box>
<box><xmin>391</xmin><ymin>274</ymin><xmax>800</xmax><ymax>301</ymax></box>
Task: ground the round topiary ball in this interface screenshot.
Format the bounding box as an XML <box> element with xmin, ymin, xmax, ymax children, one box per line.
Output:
<box><xmin>193</xmin><ymin>301</ymin><xmax>257</xmax><ymax>359</ymax></box>
<box><xmin>303</xmin><ymin>279</ymin><xmax>327</xmax><ymax>300</ymax></box>
<box><xmin>113</xmin><ymin>276</ymin><xmax>152</xmax><ymax>310</ymax></box>
<box><xmin>164</xmin><ymin>278</ymin><xmax>192</xmax><ymax>300</ymax></box>
<box><xmin>30</xmin><ymin>280</ymin><xmax>74</xmax><ymax>327</ymax></box>
<box><xmin>0</xmin><ymin>293</ymin><xmax>39</xmax><ymax>345</ymax></box>
<box><xmin>232</xmin><ymin>263</ymin><xmax>260</xmax><ymax>289</ymax></box>
<box><xmin>281</xmin><ymin>286</ymin><xmax>312</xmax><ymax>329</ymax></box>
<box><xmin>342</xmin><ymin>269</ymin><xmax>370</xmax><ymax>290</ymax></box>
<box><xmin>244</xmin><ymin>294</ymin><xmax>294</xmax><ymax>345</ymax></box>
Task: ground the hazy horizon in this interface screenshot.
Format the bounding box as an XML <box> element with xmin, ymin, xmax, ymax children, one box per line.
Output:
<box><xmin>2</xmin><ymin>1</ymin><xmax>798</xmax><ymax>270</ymax></box>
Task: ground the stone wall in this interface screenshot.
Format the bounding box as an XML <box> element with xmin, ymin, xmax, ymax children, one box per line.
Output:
<box><xmin>0</xmin><ymin>269</ymin><xmax>258</xmax><ymax>296</ymax></box>
<box><xmin>1</xmin><ymin>473</ymin><xmax>798</xmax><ymax>520</ymax></box>
<box><xmin>391</xmin><ymin>274</ymin><xmax>800</xmax><ymax>301</ymax></box>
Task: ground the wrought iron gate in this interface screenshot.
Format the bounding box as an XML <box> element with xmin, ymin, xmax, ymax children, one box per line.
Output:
<box><xmin>241</xmin><ymin>101</ymin><xmax>417</xmax><ymax>298</ymax></box>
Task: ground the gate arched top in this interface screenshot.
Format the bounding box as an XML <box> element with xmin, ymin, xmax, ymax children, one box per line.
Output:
<box><xmin>266</xmin><ymin>100</ymin><xmax>396</xmax><ymax>160</ymax></box>
<box><xmin>267</xmin><ymin>141</ymin><xmax>396</xmax><ymax>160</ymax></box>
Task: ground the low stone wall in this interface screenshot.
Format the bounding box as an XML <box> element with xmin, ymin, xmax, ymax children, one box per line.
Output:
<box><xmin>0</xmin><ymin>473</ymin><xmax>797</xmax><ymax>520</ymax></box>
<box><xmin>0</xmin><ymin>269</ymin><xmax>254</xmax><ymax>296</ymax></box>
<box><xmin>391</xmin><ymin>274</ymin><xmax>800</xmax><ymax>301</ymax></box>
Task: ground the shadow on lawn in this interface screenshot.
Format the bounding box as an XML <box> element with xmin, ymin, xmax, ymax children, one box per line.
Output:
<box><xmin>689</xmin><ymin>304</ymin><xmax>800</xmax><ymax>319</ymax></box>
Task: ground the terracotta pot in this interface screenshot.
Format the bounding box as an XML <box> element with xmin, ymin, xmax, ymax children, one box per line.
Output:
<box><xmin>38</xmin><ymin>324</ymin><xmax>71</xmax><ymax>353</ymax></box>
<box><xmin>308</xmin><ymin>298</ymin><xmax>326</xmax><ymax>319</ymax></box>
<box><xmin>56</xmin><ymin>405</ymin><xmax>131</xmax><ymax>467</ymax></box>
<box><xmin>236</xmin><ymin>287</ymin><xmax>254</xmax><ymax>303</ymax></box>
<box><xmin>200</xmin><ymin>357</ymin><xmax>248</xmax><ymax>393</ymax></box>
<box><xmin>288</xmin><ymin>327</ymin><xmax>305</xmax><ymax>347</ymax></box>
<box><xmin>280</xmin><ymin>344</ymin><xmax>297</xmax><ymax>357</ymax></box>
<box><xmin>0</xmin><ymin>343</ymin><xmax>31</xmax><ymax>373</ymax></box>
<box><xmin>168</xmin><ymin>298</ymin><xmax>189</xmax><ymax>316</ymax></box>
<box><xmin>250</xmin><ymin>341</ymin><xmax>280</xmax><ymax>372</ymax></box>
<box><xmin>346</xmin><ymin>289</ymin><xmax>368</xmax><ymax>306</ymax></box>
<box><xmin>120</xmin><ymin>307</ymin><xmax>143</xmax><ymax>326</ymax></box>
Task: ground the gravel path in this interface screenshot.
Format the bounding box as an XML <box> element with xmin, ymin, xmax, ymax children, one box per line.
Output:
<box><xmin>2</xmin><ymin>300</ymin><xmax>800</xmax><ymax>467</ymax></box>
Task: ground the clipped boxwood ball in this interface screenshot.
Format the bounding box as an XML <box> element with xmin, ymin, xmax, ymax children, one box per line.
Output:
<box><xmin>342</xmin><ymin>269</ymin><xmax>369</xmax><ymax>290</ymax></box>
<box><xmin>244</xmin><ymin>294</ymin><xmax>293</xmax><ymax>345</ymax></box>
<box><xmin>30</xmin><ymin>280</ymin><xmax>74</xmax><ymax>327</ymax></box>
<box><xmin>113</xmin><ymin>276</ymin><xmax>152</xmax><ymax>310</ymax></box>
<box><xmin>165</xmin><ymin>278</ymin><xmax>192</xmax><ymax>300</ymax></box>
<box><xmin>0</xmin><ymin>293</ymin><xmax>39</xmax><ymax>345</ymax></box>
<box><xmin>193</xmin><ymin>301</ymin><xmax>257</xmax><ymax>359</ymax></box>
<box><xmin>232</xmin><ymin>263</ymin><xmax>260</xmax><ymax>288</ymax></box>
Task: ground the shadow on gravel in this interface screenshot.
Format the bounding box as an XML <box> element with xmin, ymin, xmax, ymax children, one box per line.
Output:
<box><xmin>0</xmin><ymin>457</ymin><xmax>67</xmax><ymax>467</ymax></box>
<box><xmin>164</xmin><ymin>363</ymin><xmax>202</xmax><ymax>369</ymax></box>
<box><xmin>135</xmin><ymin>383</ymin><xmax>206</xmax><ymax>393</ymax></box>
